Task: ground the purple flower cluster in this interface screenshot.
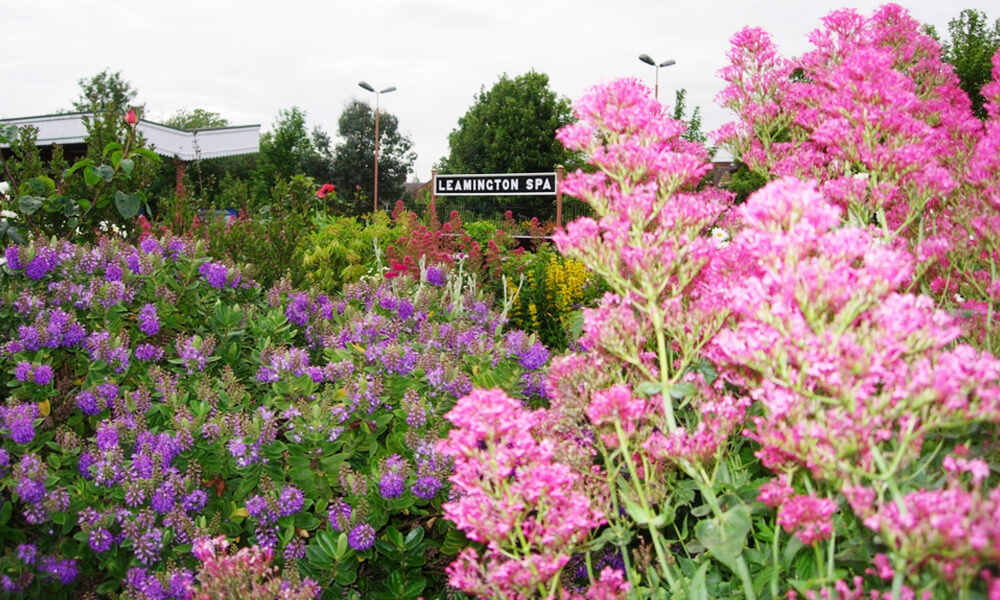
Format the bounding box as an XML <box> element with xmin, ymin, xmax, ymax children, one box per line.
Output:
<box><xmin>4</xmin><ymin>244</ymin><xmax>23</xmax><ymax>269</ymax></box>
<box><xmin>348</xmin><ymin>522</ymin><xmax>376</xmax><ymax>551</ymax></box>
<box><xmin>3</xmin><ymin>403</ymin><xmax>39</xmax><ymax>444</ymax></box>
<box><xmin>198</xmin><ymin>261</ymin><xmax>230</xmax><ymax>289</ymax></box>
<box><xmin>425</xmin><ymin>265</ymin><xmax>446</xmax><ymax>286</ymax></box>
<box><xmin>16</xmin><ymin>308</ymin><xmax>86</xmax><ymax>351</ymax></box>
<box><xmin>137</xmin><ymin>303</ymin><xmax>160</xmax><ymax>336</ymax></box>
<box><xmin>175</xmin><ymin>334</ymin><xmax>216</xmax><ymax>374</ymax></box>
<box><xmin>25</xmin><ymin>247</ymin><xmax>60</xmax><ymax>280</ymax></box>
<box><xmin>379</xmin><ymin>454</ymin><xmax>409</xmax><ymax>499</ymax></box>
<box><xmin>13</xmin><ymin>361</ymin><xmax>53</xmax><ymax>385</ymax></box>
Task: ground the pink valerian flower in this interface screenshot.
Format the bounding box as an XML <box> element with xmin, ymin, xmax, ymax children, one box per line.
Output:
<box><xmin>863</xmin><ymin>482</ymin><xmax>1000</xmax><ymax>589</ymax></box>
<box><xmin>189</xmin><ymin>536</ymin><xmax>319</xmax><ymax>599</ymax></box>
<box><xmin>709</xmin><ymin>178</ymin><xmax>1000</xmax><ymax>487</ymax></box>
<box><xmin>439</xmin><ymin>389</ymin><xmax>604</xmax><ymax>597</ymax></box>
<box><xmin>775</xmin><ymin>493</ymin><xmax>837</xmax><ymax>545</ymax></box>
<box><xmin>586</xmin><ymin>384</ymin><xmax>648</xmax><ymax>441</ymax></box>
<box><xmin>714</xmin><ymin>4</ymin><xmax>982</xmax><ymax>266</ymax></box>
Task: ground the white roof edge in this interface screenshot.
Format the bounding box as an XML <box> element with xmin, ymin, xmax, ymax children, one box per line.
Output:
<box><xmin>0</xmin><ymin>112</ymin><xmax>260</xmax><ymax>160</ymax></box>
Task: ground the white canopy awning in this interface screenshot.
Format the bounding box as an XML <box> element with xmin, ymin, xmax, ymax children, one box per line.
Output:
<box><xmin>0</xmin><ymin>112</ymin><xmax>260</xmax><ymax>161</ymax></box>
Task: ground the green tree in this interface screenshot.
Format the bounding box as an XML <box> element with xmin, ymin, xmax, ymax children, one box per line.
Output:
<box><xmin>73</xmin><ymin>69</ymin><xmax>141</xmax><ymax>114</ymax></box>
<box><xmin>163</xmin><ymin>108</ymin><xmax>230</xmax><ymax>130</ymax></box>
<box><xmin>330</xmin><ymin>100</ymin><xmax>416</xmax><ymax>213</ymax></box>
<box><xmin>671</xmin><ymin>88</ymin><xmax>712</xmax><ymax>154</ymax></box>
<box><xmin>441</xmin><ymin>71</ymin><xmax>578</xmax><ymax>175</ymax></box>
<box><xmin>935</xmin><ymin>9</ymin><xmax>1000</xmax><ymax>119</ymax></box>
<box><xmin>252</xmin><ymin>107</ymin><xmax>336</xmax><ymax>197</ymax></box>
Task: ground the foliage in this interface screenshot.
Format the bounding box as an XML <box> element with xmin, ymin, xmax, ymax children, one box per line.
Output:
<box><xmin>0</xmin><ymin>117</ymin><xmax>160</xmax><ymax>242</ymax></box>
<box><xmin>72</xmin><ymin>69</ymin><xmax>141</xmax><ymax>114</ymax></box>
<box><xmin>0</xmin><ymin>232</ymin><xmax>546</xmax><ymax>599</ymax></box>
<box><xmin>329</xmin><ymin>101</ymin><xmax>416</xmax><ymax>213</ymax></box>
<box><xmin>442</xmin><ymin>71</ymin><xmax>578</xmax><ymax>175</ymax></box>
<box><xmin>183</xmin><ymin>175</ymin><xmax>322</xmax><ymax>289</ymax></box>
<box><xmin>163</xmin><ymin>109</ymin><xmax>230</xmax><ymax>130</ymax></box>
<box><xmin>502</xmin><ymin>244</ymin><xmax>605</xmax><ymax>351</ymax></box>
<box><xmin>670</xmin><ymin>88</ymin><xmax>711</xmax><ymax>155</ymax></box>
<box><xmin>253</xmin><ymin>108</ymin><xmax>335</xmax><ymax>202</ymax></box>
<box><xmin>936</xmin><ymin>9</ymin><xmax>1000</xmax><ymax>119</ymax></box>
<box><xmin>298</xmin><ymin>211</ymin><xmax>405</xmax><ymax>294</ymax></box>
<box><xmin>440</xmin><ymin>71</ymin><xmax>580</xmax><ymax>221</ymax></box>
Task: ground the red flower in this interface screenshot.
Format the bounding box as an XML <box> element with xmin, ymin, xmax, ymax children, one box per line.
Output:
<box><xmin>316</xmin><ymin>183</ymin><xmax>336</xmax><ymax>199</ymax></box>
<box><xmin>384</xmin><ymin>271</ymin><xmax>399</xmax><ymax>279</ymax></box>
<box><xmin>125</xmin><ymin>108</ymin><xmax>138</xmax><ymax>127</ymax></box>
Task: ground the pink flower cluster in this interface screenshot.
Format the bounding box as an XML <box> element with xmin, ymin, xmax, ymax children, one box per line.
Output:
<box><xmin>188</xmin><ymin>536</ymin><xmax>319</xmax><ymax>600</ymax></box>
<box><xmin>710</xmin><ymin>178</ymin><xmax>1000</xmax><ymax>487</ymax></box>
<box><xmin>438</xmin><ymin>389</ymin><xmax>606</xmax><ymax>598</ymax></box>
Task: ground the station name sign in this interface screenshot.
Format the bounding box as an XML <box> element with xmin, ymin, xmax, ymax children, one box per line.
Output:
<box><xmin>434</xmin><ymin>172</ymin><xmax>558</xmax><ymax>196</ymax></box>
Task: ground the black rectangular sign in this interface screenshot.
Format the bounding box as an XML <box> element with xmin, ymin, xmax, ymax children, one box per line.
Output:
<box><xmin>434</xmin><ymin>172</ymin><xmax>558</xmax><ymax>196</ymax></box>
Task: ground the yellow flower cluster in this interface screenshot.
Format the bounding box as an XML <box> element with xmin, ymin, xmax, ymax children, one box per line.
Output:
<box><xmin>544</xmin><ymin>256</ymin><xmax>591</xmax><ymax>324</ymax></box>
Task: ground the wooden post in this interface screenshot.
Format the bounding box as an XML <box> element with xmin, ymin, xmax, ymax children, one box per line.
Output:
<box><xmin>555</xmin><ymin>165</ymin><xmax>564</xmax><ymax>229</ymax></box>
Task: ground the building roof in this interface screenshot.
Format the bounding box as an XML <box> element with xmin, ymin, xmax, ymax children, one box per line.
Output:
<box><xmin>0</xmin><ymin>112</ymin><xmax>260</xmax><ymax>161</ymax></box>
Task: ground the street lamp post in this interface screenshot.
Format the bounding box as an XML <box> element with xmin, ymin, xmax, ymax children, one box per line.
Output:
<box><xmin>638</xmin><ymin>54</ymin><xmax>676</xmax><ymax>100</ymax></box>
<box><xmin>358</xmin><ymin>81</ymin><xmax>397</xmax><ymax>213</ymax></box>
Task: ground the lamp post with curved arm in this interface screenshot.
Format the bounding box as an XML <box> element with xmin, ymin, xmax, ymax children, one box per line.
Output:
<box><xmin>638</xmin><ymin>54</ymin><xmax>676</xmax><ymax>100</ymax></box>
<box><xmin>358</xmin><ymin>81</ymin><xmax>397</xmax><ymax>213</ymax></box>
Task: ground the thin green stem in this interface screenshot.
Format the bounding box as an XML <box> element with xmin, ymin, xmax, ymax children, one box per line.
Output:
<box><xmin>771</xmin><ymin>525</ymin><xmax>781</xmax><ymax>600</ymax></box>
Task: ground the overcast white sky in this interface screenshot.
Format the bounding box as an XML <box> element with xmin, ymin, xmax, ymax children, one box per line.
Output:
<box><xmin>2</xmin><ymin>1</ymin><xmax>996</xmax><ymax>180</ymax></box>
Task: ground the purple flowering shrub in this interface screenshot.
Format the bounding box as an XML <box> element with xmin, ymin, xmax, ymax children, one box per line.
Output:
<box><xmin>0</xmin><ymin>230</ymin><xmax>547</xmax><ymax>599</ymax></box>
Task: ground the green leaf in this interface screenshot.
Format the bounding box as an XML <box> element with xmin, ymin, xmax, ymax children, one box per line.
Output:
<box><xmin>6</xmin><ymin>226</ymin><xmax>26</xmax><ymax>245</ymax></box>
<box><xmin>335</xmin><ymin>531</ymin><xmax>348</xmax><ymax>559</ymax></box>
<box><xmin>17</xmin><ymin>195</ymin><xmax>45</xmax><ymax>215</ymax></box>
<box><xmin>120</xmin><ymin>157</ymin><xmax>135</xmax><ymax>175</ymax></box>
<box><xmin>687</xmin><ymin>561</ymin><xmax>710</xmax><ymax>600</ymax></box>
<box><xmin>403</xmin><ymin>576</ymin><xmax>427</xmax><ymax>599</ymax></box>
<box><xmin>694</xmin><ymin>505</ymin><xmax>751</xmax><ymax>574</ymax></box>
<box><xmin>84</xmin><ymin>166</ymin><xmax>101</xmax><ymax>186</ymax></box>
<box><xmin>133</xmin><ymin>147</ymin><xmax>161</xmax><ymax>162</ymax></box>
<box><xmin>102</xmin><ymin>141</ymin><xmax>122</xmax><ymax>158</ymax></box>
<box><xmin>635</xmin><ymin>381</ymin><xmax>661</xmax><ymax>397</ymax></box>
<box><xmin>670</xmin><ymin>382</ymin><xmax>697</xmax><ymax>399</ymax></box>
<box><xmin>404</xmin><ymin>526</ymin><xmax>424</xmax><ymax>548</ymax></box>
<box><xmin>94</xmin><ymin>164</ymin><xmax>115</xmax><ymax>182</ymax></box>
<box><xmin>115</xmin><ymin>191</ymin><xmax>141</xmax><ymax>219</ymax></box>
<box><xmin>110</xmin><ymin>150</ymin><xmax>123</xmax><ymax>169</ymax></box>
<box><xmin>334</xmin><ymin>556</ymin><xmax>358</xmax><ymax>586</ymax></box>
<box><xmin>0</xmin><ymin>123</ymin><xmax>19</xmax><ymax>144</ymax></box>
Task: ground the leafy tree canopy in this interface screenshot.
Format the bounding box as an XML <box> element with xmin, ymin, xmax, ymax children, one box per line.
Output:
<box><xmin>73</xmin><ymin>69</ymin><xmax>141</xmax><ymax>114</ymax></box>
<box><xmin>252</xmin><ymin>107</ymin><xmax>336</xmax><ymax>195</ymax></box>
<box><xmin>441</xmin><ymin>71</ymin><xmax>579</xmax><ymax>175</ymax></box>
<box><xmin>163</xmin><ymin>108</ymin><xmax>229</xmax><ymax>130</ymax></box>
<box><xmin>330</xmin><ymin>100</ymin><xmax>416</xmax><ymax>213</ymax></box>
<box><xmin>931</xmin><ymin>9</ymin><xmax>1000</xmax><ymax>119</ymax></box>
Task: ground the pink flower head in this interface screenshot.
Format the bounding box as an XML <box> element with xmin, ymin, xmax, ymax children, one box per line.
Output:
<box><xmin>586</xmin><ymin>384</ymin><xmax>647</xmax><ymax>432</ymax></box>
<box><xmin>776</xmin><ymin>493</ymin><xmax>837</xmax><ymax>545</ymax></box>
<box><xmin>125</xmin><ymin>108</ymin><xmax>137</xmax><ymax>127</ymax></box>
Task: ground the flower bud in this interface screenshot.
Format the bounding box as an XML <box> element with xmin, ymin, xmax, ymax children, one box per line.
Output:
<box><xmin>125</xmin><ymin>108</ymin><xmax>138</xmax><ymax>127</ymax></box>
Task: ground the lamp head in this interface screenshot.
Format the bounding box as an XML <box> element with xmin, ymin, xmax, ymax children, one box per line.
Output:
<box><xmin>358</xmin><ymin>81</ymin><xmax>375</xmax><ymax>92</ymax></box>
<box><xmin>380</xmin><ymin>86</ymin><xmax>397</xmax><ymax>94</ymax></box>
<box><xmin>659</xmin><ymin>59</ymin><xmax>676</xmax><ymax>68</ymax></box>
<box><xmin>638</xmin><ymin>54</ymin><xmax>655</xmax><ymax>66</ymax></box>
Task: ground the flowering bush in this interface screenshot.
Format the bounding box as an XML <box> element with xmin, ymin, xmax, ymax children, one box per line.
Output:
<box><xmin>0</xmin><ymin>231</ymin><xmax>547</xmax><ymax>598</ymax></box>
<box><xmin>441</xmin><ymin>6</ymin><xmax>1000</xmax><ymax>599</ymax></box>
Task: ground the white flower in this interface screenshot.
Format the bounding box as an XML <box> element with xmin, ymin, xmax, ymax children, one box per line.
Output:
<box><xmin>711</xmin><ymin>227</ymin><xmax>730</xmax><ymax>247</ymax></box>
